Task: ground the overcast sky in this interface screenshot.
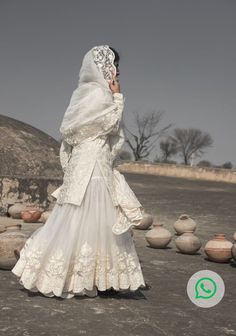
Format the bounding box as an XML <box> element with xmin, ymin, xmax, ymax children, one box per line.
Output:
<box><xmin>0</xmin><ymin>0</ymin><xmax>235</xmax><ymax>165</ymax></box>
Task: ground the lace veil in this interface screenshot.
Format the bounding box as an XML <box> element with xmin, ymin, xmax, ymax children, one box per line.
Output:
<box><xmin>59</xmin><ymin>45</ymin><xmax>118</xmax><ymax>140</ymax></box>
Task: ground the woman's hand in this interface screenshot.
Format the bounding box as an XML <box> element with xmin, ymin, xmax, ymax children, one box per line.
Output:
<box><xmin>108</xmin><ymin>71</ymin><xmax>120</xmax><ymax>94</ymax></box>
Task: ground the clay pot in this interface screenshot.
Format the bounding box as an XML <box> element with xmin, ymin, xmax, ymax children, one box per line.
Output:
<box><xmin>21</xmin><ymin>210</ymin><xmax>42</xmax><ymax>223</ymax></box>
<box><xmin>175</xmin><ymin>231</ymin><xmax>202</xmax><ymax>254</ymax></box>
<box><xmin>8</xmin><ymin>201</ymin><xmax>26</xmax><ymax>219</ymax></box>
<box><xmin>40</xmin><ymin>210</ymin><xmax>52</xmax><ymax>223</ymax></box>
<box><xmin>174</xmin><ymin>214</ymin><xmax>197</xmax><ymax>235</ymax></box>
<box><xmin>145</xmin><ymin>223</ymin><xmax>172</xmax><ymax>248</ymax></box>
<box><xmin>134</xmin><ymin>212</ymin><xmax>153</xmax><ymax>230</ymax></box>
<box><xmin>0</xmin><ymin>224</ymin><xmax>28</xmax><ymax>269</ymax></box>
<box><xmin>231</xmin><ymin>232</ymin><xmax>236</xmax><ymax>262</ymax></box>
<box><xmin>21</xmin><ymin>203</ymin><xmax>43</xmax><ymax>223</ymax></box>
<box><xmin>204</xmin><ymin>234</ymin><xmax>233</xmax><ymax>263</ymax></box>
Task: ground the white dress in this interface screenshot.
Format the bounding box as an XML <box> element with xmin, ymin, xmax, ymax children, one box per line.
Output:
<box><xmin>11</xmin><ymin>115</ymin><xmax>146</xmax><ymax>299</ymax></box>
<box><xmin>12</xmin><ymin>46</ymin><xmax>146</xmax><ymax>298</ymax></box>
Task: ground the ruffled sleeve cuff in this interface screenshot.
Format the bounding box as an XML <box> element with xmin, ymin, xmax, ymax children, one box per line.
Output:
<box><xmin>113</xmin><ymin>92</ymin><xmax>125</xmax><ymax>106</ymax></box>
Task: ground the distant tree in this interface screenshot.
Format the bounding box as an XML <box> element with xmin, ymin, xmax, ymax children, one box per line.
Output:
<box><xmin>159</xmin><ymin>139</ymin><xmax>178</xmax><ymax>161</ymax></box>
<box><xmin>124</xmin><ymin>110</ymin><xmax>172</xmax><ymax>161</ymax></box>
<box><xmin>221</xmin><ymin>161</ymin><xmax>233</xmax><ymax>169</ymax></box>
<box><xmin>197</xmin><ymin>160</ymin><xmax>213</xmax><ymax>168</ymax></box>
<box><xmin>168</xmin><ymin>128</ymin><xmax>213</xmax><ymax>165</ymax></box>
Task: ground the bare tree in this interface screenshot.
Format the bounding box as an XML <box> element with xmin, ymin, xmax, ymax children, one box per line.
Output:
<box><xmin>168</xmin><ymin>128</ymin><xmax>213</xmax><ymax>165</ymax></box>
<box><xmin>123</xmin><ymin>110</ymin><xmax>172</xmax><ymax>161</ymax></box>
<box><xmin>159</xmin><ymin>139</ymin><xmax>178</xmax><ymax>161</ymax></box>
<box><xmin>221</xmin><ymin>161</ymin><xmax>233</xmax><ymax>169</ymax></box>
<box><xmin>197</xmin><ymin>160</ymin><xmax>213</xmax><ymax>168</ymax></box>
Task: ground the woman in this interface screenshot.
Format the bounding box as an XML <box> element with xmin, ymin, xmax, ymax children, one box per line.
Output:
<box><xmin>12</xmin><ymin>45</ymin><xmax>146</xmax><ymax>299</ymax></box>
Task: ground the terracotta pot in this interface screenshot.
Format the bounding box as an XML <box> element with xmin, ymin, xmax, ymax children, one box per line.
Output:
<box><xmin>40</xmin><ymin>210</ymin><xmax>52</xmax><ymax>223</ymax></box>
<box><xmin>0</xmin><ymin>224</ymin><xmax>28</xmax><ymax>270</ymax></box>
<box><xmin>204</xmin><ymin>234</ymin><xmax>233</xmax><ymax>263</ymax></box>
<box><xmin>21</xmin><ymin>210</ymin><xmax>42</xmax><ymax>223</ymax></box>
<box><xmin>8</xmin><ymin>201</ymin><xmax>26</xmax><ymax>219</ymax></box>
<box><xmin>145</xmin><ymin>223</ymin><xmax>172</xmax><ymax>248</ymax></box>
<box><xmin>174</xmin><ymin>214</ymin><xmax>197</xmax><ymax>235</ymax></box>
<box><xmin>21</xmin><ymin>204</ymin><xmax>43</xmax><ymax>223</ymax></box>
<box><xmin>175</xmin><ymin>231</ymin><xmax>201</xmax><ymax>254</ymax></box>
<box><xmin>134</xmin><ymin>212</ymin><xmax>153</xmax><ymax>230</ymax></box>
<box><xmin>231</xmin><ymin>232</ymin><xmax>236</xmax><ymax>262</ymax></box>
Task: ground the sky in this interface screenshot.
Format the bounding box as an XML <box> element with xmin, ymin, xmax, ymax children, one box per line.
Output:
<box><xmin>0</xmin><ymin>0</ymin><xmax>235</xmax><ymax>166</ymax></box>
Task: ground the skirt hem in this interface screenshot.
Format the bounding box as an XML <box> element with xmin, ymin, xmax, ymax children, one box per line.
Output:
<box><xmin>12</xmin><ymin>268</ymin><xmax>146</xmax><ymax>299</ymax></box>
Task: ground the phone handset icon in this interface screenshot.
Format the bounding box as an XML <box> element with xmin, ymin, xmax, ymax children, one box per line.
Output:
<box><xmin>195</xmin><ymin>277</ymin><xmax>217</xmax><ymax>299</ymax></box>
<box><xmin>200</xmin><ymin>282</ymin><xmax>211</xmax><ymax>294</ymax></box>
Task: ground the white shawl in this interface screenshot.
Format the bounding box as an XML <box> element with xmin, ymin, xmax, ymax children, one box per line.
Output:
<box><xmin>59</xmin><ymin>45</ymin><xmax>122</xmax><ymax>145</ymax></box>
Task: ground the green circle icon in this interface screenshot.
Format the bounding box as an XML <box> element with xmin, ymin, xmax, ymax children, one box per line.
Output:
<box><xmin>187</xmin><ymin>270</ymin><xmax>225</xmax><ymax>308</ymax></box>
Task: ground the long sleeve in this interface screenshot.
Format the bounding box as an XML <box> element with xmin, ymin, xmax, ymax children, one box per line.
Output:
<box><xmin>62</xmin><ymin>88</ymin><xmax>125</xmax><ymax>147</ymax></box>
<box><xmin>109</xmin><ymin>124</ymin><xmax>125</xmax><ymax>164</ymax></box>
<box><xmin>108</xmin><ymin>93</ymin><xmax>125</xmax><ymax>135</ymax></box>
<box><xmin>59</xmin><ymin>139</ymin><xmax>72</xmax><ymax>172</ymax></box>
<box><xmin>101</xmin><ymin>92</ymin><xmax>125</xmax><ymax>136</ymax></box>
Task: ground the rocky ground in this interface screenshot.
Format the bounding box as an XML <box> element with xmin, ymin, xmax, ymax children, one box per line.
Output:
<box><xmin>0</xmin><ymin>173</ymin><xmax>236</xmax><ymax>336</ymax></box>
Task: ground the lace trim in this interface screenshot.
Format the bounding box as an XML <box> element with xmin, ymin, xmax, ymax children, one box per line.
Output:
<box><xmin>59</xmin><ymin>140</ymin><xmax>73</xmax><ymax>172</ymax></box>
<box><xmin>109</xmin><ymin>126</ymin><xmax>125</xmax><ymax>162</ymax></box>
<box><xmin>92</xmin><ymin>45</ymin><xmax>116</xmax><ymax>81</ymax></box>
<box><xmin>12</xmin><ymin>239</ymin><xmax>145</xmax><ymax>297</ymax></box>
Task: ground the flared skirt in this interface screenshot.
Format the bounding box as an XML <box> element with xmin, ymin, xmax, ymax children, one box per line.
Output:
<box><xmin>11</xmin><ymin>161</ymin><xmax>146</xmax><ymax>298</ymax></box>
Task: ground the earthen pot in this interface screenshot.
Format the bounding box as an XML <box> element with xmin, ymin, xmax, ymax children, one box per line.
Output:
<box><xmin>204</xmin><ymin>234</ymin><xmax>233</xmax><ymax>263</ymax></box>
<box><xmin>145</xmin><ymin>223</ymin><xmax>172</xmax><ymax>248</ymax></box>
<box><xmin>134</xmin><ymin>212</ymin><xmax>153</xmax><ymax>230</ymax></box>
<box><xmin>0</xmin><ymin>224</ymin><xmax>28</xmax><ymax>269</ymax></box>
<box><xmin>21</xmin><ymin>203</ymin><xmax>43</xmax><ymax>223</ymax></box>
<box><xmin>174</xmin><ymin>214</ymin><xmax>197</xmax><ymax>235</ymax></box>
<box><xmin>175</xmin><ymin>231</ymin><xmax>201</xmax><ymax>254</ymax></box>
<box><xmin>8</xmin><ymin>201</ymin><xmax>26</xmax><ymax>219</ymax></box>
<box><xmin>231</xmin><ymin>232</ymin><xmax>236</xmax><ymax>262</ymax></box>
<box><xmin>21</xmin><ymin>210</ymin><xmax>42</xmax><ymax>223</ymax></box>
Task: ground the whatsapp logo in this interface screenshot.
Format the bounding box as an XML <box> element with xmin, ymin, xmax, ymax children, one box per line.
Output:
<box><xmin>195</xmin><ymin>277</ymin><xmax>217</xmax><ymax>299</ymax></box>
<box><xmin>187</xmin><ymin>270</ymin><xmax>225</xmax><ymax>308</ymax></box>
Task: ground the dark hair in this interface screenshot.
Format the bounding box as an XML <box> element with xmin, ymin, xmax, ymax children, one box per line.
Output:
<box><xmin>109</xmin><ymin>46</ymin><xmax>120</xmax><ymax>63</ymax></box>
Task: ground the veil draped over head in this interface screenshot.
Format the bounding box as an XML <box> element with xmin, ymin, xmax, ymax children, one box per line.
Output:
<box><xmin>59</xmin><ymin>45</ymin><xmax>119</xmax><ymax>142</ymax></box>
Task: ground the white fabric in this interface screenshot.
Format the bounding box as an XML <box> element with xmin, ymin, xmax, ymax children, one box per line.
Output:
<box><xmin>11</xmin><ymin>45</ymin><xmax>146</xmax><ymax>298</ymax></box>
<box><xmin>59</xmin><ymin>45</ymin><xmax>120</xmax><ymax>141</ymax></box>
<box><xmin>12</xmin><ymin>161</ymin><xmax>146</xmax><ymax>298</ymax></box>
<box><xmin>51</xmin><ymin>45</ymin><xmax>144</xmax><ymax>233</ymax></box>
